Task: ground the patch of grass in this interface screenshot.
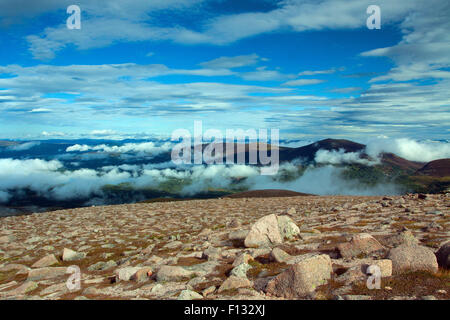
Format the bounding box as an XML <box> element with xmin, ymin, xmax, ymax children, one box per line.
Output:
<box><xmin>176</xmin><ymin>257</ymin><xmax>205</xmax><ymax>267</ymax></box>
<box><xmin>315</xmin><ymin>278</ymin><xmax>345</xmax><ymax>300</ymax></box>
<box><xmin>247</xmin><ymin>256</ymin><xmax>288</xmax><ymax>280</ymax></box>
<box><xmin>349</xmin><ymin>270</ymin><xmax>450</xmax><ymax>300</ymax></box>
<box><xmin>192</xmin><ymin>279</ymin><xmax>221</xmax><ymax>293</ymax></box>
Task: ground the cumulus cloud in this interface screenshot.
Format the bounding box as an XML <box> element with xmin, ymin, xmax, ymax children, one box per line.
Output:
<box><xmin>19</xmin><ymin>0</ymin><xmax>431</xmax><ymax>60</ymax></box>
<box><xmin>66</xmin><ymin>141</ymin><xmax>173</xmax><ymax>156</ymax></box>
<box><xmin>247</xmin><ymin>165</ymin><xmax>401</xmax><ymax>196</ymax></box>
<box><xmin>90</xmin><ymin>130</ymin><xmax>117</xmax><ymax>136</ymax></box>
<box><xmin>41</xmin><ymin>131</ymin><xmax>66</xmax><ymax>137</ymax></box>
<box><xmin>0</xmin><ymin>158</ymin><xmax>130</xmax><ymax>201</ymax></box>
<box><xmin>315</xmin><ymin>149</ymin><xmax>379</xmax><ymax>166</ymax></box>
<box><xmin>0</xmin><ymin>148</ymin><xmax>421</xmax><ymax>208</ymax></box>
<box><xmin>365</xmin><ymin>138</ymin><xmax>450</xmax><ymax>162</ymax></box>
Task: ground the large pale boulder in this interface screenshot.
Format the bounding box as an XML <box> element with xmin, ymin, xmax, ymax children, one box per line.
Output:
<box><xmin>388</xmin><ymin>244</ymin><xmax>438</xmax><ymax>274</ymax></box>
<box><xmin>265</xmin><ymin>254</ymin><xmax>332</xmax><ymax>298</ymax></box>
<box><xmin>337</xmin><ymin>233</ymin><xmax>385</xmax><ymax>258</ymax></box>
<box><xmin>244</xmin><ymin>214</ymin><xmax>283</xmax><ymax>248</ymax></box>
<box><xmin>277</xmin><ymin>215</ymin><xmax>300</xmax><ymax>240</ymax></box>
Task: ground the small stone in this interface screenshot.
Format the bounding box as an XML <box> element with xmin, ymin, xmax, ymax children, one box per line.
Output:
<box><xmin>88</xmin><ymin>260</ymin><xmax>117</xmax><ymax>271</ymax></box>
<box><xmin>265</xmin><ymin>254</ymin><xmax>332</xmax><ymax>298</ymax></box>
<box><xmin>62</xmin><ymin>248</ymin><xmax>86</xmax><ymax>261</ymax></box>
<box><xmin>144</xmin><ymin>255</ymin><xmax>163</xmax><ymax>266</ymax></box>
<box><xmin>337</xmin><ymin>233</ymin><xmax>385</xmax><ymax>259</ymax></box>
<box><xmin>218</xmin><ymin>276</ymin><xmax>252</xmax><ymax>293</ymax></box>
<box><xmin>287</xmin><ymin>207</ymin><xmax>296</xmax><ymax>216</ymax></box>
<box><xmin>27</xmin><ymin>267</ymin><xmax>68</xmax><ymax>281</ymax></box>
<box><xmin>7</xmin><ymin>281</ymin><xmax>38</xmax><ymax>295</ymax></box>
<box><xmin>178</xmin><ymin>289</ymin><xmax>203</xmax><ymax>300</ymax></box>
<box><xmin>133</xmin><ymin>267</ymin><xmax>153</xmax><ymax>282</ymax></box>
<box><xmin>227</xmin><ymin>218</ymin><xmax>241</xmax><ymax>228</ymax></box>
<box><xmin>270</xmin><ymin>247</ymin><xmax>292</xmax><ymax>263</ymax></box>
<box><xmin>31</xmin><ymin>254</ymin><xmax>59</xmax><ymax>268</ymax></box>
<box><xmin>163</xmin><ymin>241</ymin><xmax>183</xmax><ymax>250</ymax></box>
<box><xmin>156</xmin><ymin>266</ymin><xmax>194</xmax><ymax>282</ymax></box>
<box><xmin>343</xmin><ymin>295</ymin><xmax>372</xmax><ymax>300</ymax></box>
<box><xmin>115</xmin><ymin>267</ymin><xmax>143</xmax><ymax>281</ymax></box>
<box><xmin>202</xmin><ymin>246</ymin><xmax>221</xmax><ymax>260</ymax></box>
<box><xmin>202</xmin><ymin>286</ymin><xmax>216</xmax><ymax>297</ymax></box>
<box><xmin>140</xmin><ymin>244</ymin><xmax>155</xmax><ymax>255</ymax></box>
<box><xmin>230</xmin><ymin>263</ymin><xmax>251</xmax><ymax>278</ymax></box>
<box><xmin>232</xmin><ymin>253</ymin><xmax>254</xmax><ymax>267</ymax></box>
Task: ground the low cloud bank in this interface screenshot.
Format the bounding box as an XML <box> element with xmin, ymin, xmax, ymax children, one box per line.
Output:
<box><xmin>66</xmin><ymin>141</ymin><xmax>172</xmax><ymax>156</ymax></box>
<box><xmin>6</xmin><ymin>141</ymin><xmax>41</xmax><ymax>151</ymax></box>
<box><xmin>315</xmin><ymin>149</ymin><xmax>379</xmax><ymax>166</ymax></box>
<box><xmin>313</xmin><ymin>138</ymin><xmax>450</xmax><ymax>165</ymax></box>
<box><xmin>248</xmin><ymin>165</ymin><xmax>401</xmax><ymax>196</ymax></box>
<box><xmin>365</xmin><ymin>138</ymin><xmax>450</xmax><ymax>162</ymax></box>
<box><xmin>0</xmin><ymin>157</ymin><xmax>403</xmax><ymax>205</ymax></box>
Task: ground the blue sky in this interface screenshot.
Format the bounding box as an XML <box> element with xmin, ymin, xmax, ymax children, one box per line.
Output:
<box><xmin>0</xmin><ymin>0</ymin><xmax>449</xmax><ymax>141</ymax></box>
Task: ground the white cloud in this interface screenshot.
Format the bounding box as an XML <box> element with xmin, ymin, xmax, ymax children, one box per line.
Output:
<box><xmin>241</xmin><ymin>67</ymin><xmax>295</xmax><ymax>81</ymax></box>
<box><xmin>7</xmin><ymin>141</ymin><xmax>41</xmax><ymax>151</ymax></box>
<box><xmin>365</xmin><ymin>138</ymin><xmax>450</xmax><ymax>162</ymax></box>
<box><xmin>298</xmin><ymin>68</ymin><xmax>342</xmax><ymax>76</ymax></box>
<box><xmin>90</xmin><ymin>130</ymin><xmax>117</xmax><ymax>136</ymax></box>
<box><xmin>30</xmin><ymin>108</ymin><xmax>52</xmax><ymax>113</ymax></box>
<box><xmin>315</xmin><ymin>149</ymin><xmax>379</xmax><ymax>165</ymax></box>
<box><xmin>199</xmin><ymin>54</ymin><xmax>261</xmax><ymax>69</ymax></box>
<box><xmin>66</xmin><ymin>141</ymin><xmax>173</xmax><ymax>156</ymax></box>
<box><xmin>330</xmin><ymin>87</ymin><xmax>362</xmax><ymax>93</ymax></box>
<box><xmin>21</xmin><ymin>0</ymin><xmax>431</xmax><ymax>60</ymax></box>
<box><xmin>41</xmin><ymin>131</ymin><xmax>66</xmax><ymax>137</ymax></box>
<box><xmin>360</xmin><ymin>1</ymin><xmax>450</xmax><ymax>83</ymax></box>
<box><xmin>282</xmin><ymin>79</ymin><xmax>326</xmax><ymax>86</ymax></box>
